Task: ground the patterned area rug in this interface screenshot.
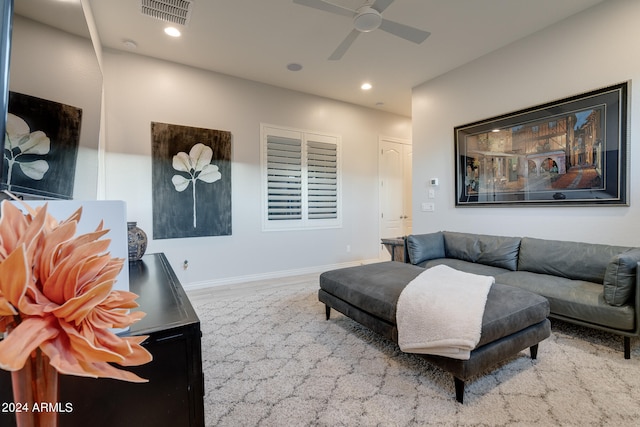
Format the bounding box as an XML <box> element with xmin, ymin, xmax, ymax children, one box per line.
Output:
<box><xmin>190</xmin><ymin>279</ymin><xmax>640</xmax><ymax>426</ymax></box>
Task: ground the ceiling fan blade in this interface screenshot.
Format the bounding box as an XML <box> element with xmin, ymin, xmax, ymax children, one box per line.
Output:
<box><xmin>379</xmin><ymin>18</ymin><xmax>430</xmax><ymax>44</ymax></box>
<box><xmin>372</xmin><ymin>0</ymin><xmax>395</xmax><ymax>13</ymax></box>
<box><xmin>329</xmin><ymin>29</ymin><xmax>360</xmax><ymax>60</ymax></box>
<box><xmin>293</xmin><ymin>0</ymin><xmax>355</xmax><ymax>18</ymax></box>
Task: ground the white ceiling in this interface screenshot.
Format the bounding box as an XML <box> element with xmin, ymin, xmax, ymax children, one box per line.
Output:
<box><xmin>15</xmin><ymin>0</ymin><xmax>606</xmax><ymax>117</ymax></box>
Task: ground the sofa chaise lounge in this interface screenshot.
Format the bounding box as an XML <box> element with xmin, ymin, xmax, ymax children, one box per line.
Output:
<box><xmin>320</xmin><ymin>261</ymin><xmax>551</xmax><ymax>403</ymax></box>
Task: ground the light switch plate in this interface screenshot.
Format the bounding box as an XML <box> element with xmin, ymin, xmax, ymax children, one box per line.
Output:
<box><xmin>421</xmin><ymin>202</ymin><xmax>435</xmax><ymax>212</ymax></box>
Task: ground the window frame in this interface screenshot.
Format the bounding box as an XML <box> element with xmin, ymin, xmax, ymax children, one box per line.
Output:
<box><xmin>261</xmin><ymin>123</ymin><xmax>342</xmax><ymax>231</ymax></box>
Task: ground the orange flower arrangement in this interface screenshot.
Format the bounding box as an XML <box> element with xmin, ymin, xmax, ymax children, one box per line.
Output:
<box><xmin>0</xmin><ymin>199</ymin><xmax>152</xmax><ymax>382</ymax></box>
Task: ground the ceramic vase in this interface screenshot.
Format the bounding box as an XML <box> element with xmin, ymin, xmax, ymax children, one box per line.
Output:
<box><xmin>127</xmin><ymin>222</ymin><xmax>148</xmax><ymax>262</ymax></box>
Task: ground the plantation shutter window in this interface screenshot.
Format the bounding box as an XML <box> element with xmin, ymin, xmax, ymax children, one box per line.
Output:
<box><xmin>307</xmin><ymin>139</ymin><xmax>338</xmax><ymax>220</ymax></box>
<box><xmin>261</xmin><ymin>125</ymin><xmax>342</xmax><ymax>230</ymax></box>
<box><xmin>266</xmin><ymin>135</ymin><xmax>302</xmax><ymax>221</ymax></box>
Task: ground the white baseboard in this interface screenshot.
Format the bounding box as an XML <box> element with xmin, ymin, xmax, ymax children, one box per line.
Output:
<box><xmin>183</xmin><ymin>258</ymin><xmax>383</xmax><ymax>291</ymax></box>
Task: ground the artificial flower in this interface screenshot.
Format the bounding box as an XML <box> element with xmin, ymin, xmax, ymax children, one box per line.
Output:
<box><xmin>0</xmin><ymin>199</ymin><xmax>152</xmax><ymax>382</ymax></box>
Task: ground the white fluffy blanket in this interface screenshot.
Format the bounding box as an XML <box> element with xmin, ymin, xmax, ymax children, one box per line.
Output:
<box><xmin>396</xmin><ymin>265</ymin><xmax>494</xmax><ymax>360</ymax></box>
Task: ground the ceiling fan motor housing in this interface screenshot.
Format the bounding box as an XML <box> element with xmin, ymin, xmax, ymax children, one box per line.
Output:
<box><xmin>353</xmin><ymin>7</ymin><xmax>382</xmax><ymax>32</ymax></box>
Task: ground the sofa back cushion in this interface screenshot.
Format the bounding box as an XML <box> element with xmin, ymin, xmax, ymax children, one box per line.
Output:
<box><xmin>603</xmin><ymin>249</ymin><xmax>640</xmax><ymax>306</ymax></box>
<box><xmin>443</xmin><ymin>231</ymin><xmax>521</xmax><ymax>271</ymax></box>
<box><xmin>518</xmin><ymin>237</ymin><xmax>631</xmax><ymax>284</ymax></box>
<box><xmin>406</xmin><ymin>232</ymin><xmax>445</xmax><ymax>265</ymax></box>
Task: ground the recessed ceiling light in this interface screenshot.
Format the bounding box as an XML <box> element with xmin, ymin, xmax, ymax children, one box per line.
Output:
<box><xmin>122</xmin><ymin>39</ymin><xmax>138</xmax><ymax>50</ymax></box>
<box><xmin>287</xmin><ymin>63</ymin><xmax>303</xmax><ymax>72</ymax></box>
<box><xmin>361</xmin><ymin>83</ymin><xmax>372</xmax><ymax>91</ymax></box>
<box><xmin>164</xmin><ymin>27</ymin><xmax>181</xmax><ymax>37</ymax></box>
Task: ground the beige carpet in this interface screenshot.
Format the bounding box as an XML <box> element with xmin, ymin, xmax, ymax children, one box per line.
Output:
<box><xmin>189</xmin><ymin>277</ymin><xmax>640</xmax><ymax>426</ymax></box>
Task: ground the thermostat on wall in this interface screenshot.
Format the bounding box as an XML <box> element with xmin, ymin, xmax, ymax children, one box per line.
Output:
<box><xmin>430</xmin><ymin>178</ymin><xmax>439</xmax><ymax>186</ymax></box>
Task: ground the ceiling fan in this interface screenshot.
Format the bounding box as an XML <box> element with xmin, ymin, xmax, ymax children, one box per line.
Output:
<box><xmin>293</xmin><ymin>0</ymin><xmax>430</xmax><ymax>60</ymax></box>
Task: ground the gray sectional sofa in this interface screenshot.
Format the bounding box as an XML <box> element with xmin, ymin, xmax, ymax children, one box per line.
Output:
<box><xmin>405</xmin><ymin>231</ymin><xmax>640</xmax><ymax>358</ymax></box>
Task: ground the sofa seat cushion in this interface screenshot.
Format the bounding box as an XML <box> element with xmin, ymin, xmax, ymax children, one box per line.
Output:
<box><xmin>476</xmin><ymin>283</ymin><xmax>549</xmax><ymax>347</ymax></box>
<box><xmin>320</xmin><ymin>261</ymin><xmax>424</xmax><ymax>324</ymax></box>
<box><xmin>422</xmin><ymin>258</ymin><xmax>511</xmax><ymax>278</ymax></box>
<box><xmin>496</xmin><ymin>271</ymin><xmax>635</xmax><ymax>331</ymax></box>
<box><xmin>320</xmin><ymin>262</ymin><xmax>550</xmax><ymax>349</ymax></box>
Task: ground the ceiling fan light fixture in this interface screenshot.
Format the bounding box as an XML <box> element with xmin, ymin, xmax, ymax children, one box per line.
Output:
<box><xmin>353</xmin><ymin>7</ymin><xmax>382</xmax><ymax>32</ymax></box>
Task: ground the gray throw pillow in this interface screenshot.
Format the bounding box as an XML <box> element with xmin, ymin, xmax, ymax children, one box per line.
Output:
<box><xmin>603</xmin><ymin>249</ymin><xmax>640</xmax><ymax>306</ymax></box>
<box><xmin>443</xmin><ymin>232</ymin><xmax>480</xmax><ymax>263</ymax></box>
<box><xmin>443</xmin><ymin>231</ymin><xmax>521</xmax><ymax>271</ymax></box>
<box><xmin>406</xmin><ymin>232</ymin><xmax>445</xmax><ymax>265</ymax></box>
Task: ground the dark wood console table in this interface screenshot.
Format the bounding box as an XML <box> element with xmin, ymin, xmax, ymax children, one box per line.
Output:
<box><xmin>381</xmin><ymin>237</ymin><xmax>406</xmax><ymax>262</ymax></box>
<box><xmin>0</xmin><ymin>253</ymin><xmax>205</xmax><ymax>427</ymax></box>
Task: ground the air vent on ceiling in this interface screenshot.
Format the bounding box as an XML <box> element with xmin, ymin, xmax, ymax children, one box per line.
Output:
<box><xmin>140</xmin><ymin>0</ymin><xmax>194</xmax><ymax>26</ymax></box>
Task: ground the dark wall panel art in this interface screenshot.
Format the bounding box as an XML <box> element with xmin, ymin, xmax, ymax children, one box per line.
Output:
<box><xmin>151</xmin><ymin>122</ymin><xmax>232</xmax><ymax>239</ymax></box>
<box><xmin>3</xmin><ymin>91</ymin><xmax>82</xmax><ymax>199</ymax></box>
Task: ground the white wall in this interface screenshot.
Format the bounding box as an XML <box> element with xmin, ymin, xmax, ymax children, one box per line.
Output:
<box><xmin>412</xmin><ymin>0</ymin><xmax>640</xmax><ymax>246</ymax></box>
<box><xmin>9</xmin><ymin>15</ymin><xmax>102</xmax><ymax>200</ymax></box>
<box><xmin>102</xmin><ymin>50</ymin><xmax>411</xmax><ymax>288</ymax></box>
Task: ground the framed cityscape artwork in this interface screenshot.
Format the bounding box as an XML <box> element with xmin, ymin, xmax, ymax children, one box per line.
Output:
<box><xmin>454</xmin><ymin>82</ymin><xmax>628</xmax><ymax>207</ymax></box>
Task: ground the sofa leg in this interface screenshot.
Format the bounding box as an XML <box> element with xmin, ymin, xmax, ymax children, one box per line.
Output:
<box><xmin>624</xmin><ymin>336</ymin><xmax>630</xmax><ymax>359</ymax></box>
<box><xmin>454</xmin><ymin>377</ymin><xmax>465</xmax><ymax>404</ymax></box>
<box><xmin>530</xmin><ymin>344</ymin><xmax>539</xmax><ymax>360</ymax></box>
<box><xmin>325</xmin><ymin>305</ymin><xmax>331</xmax><ymax>320</ymax></box>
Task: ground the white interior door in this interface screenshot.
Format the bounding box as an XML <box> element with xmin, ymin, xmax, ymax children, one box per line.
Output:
<box><xmin>379</xmin><ymin>137</ymin><xmax>412</xmax><ymax>259</ymax></box>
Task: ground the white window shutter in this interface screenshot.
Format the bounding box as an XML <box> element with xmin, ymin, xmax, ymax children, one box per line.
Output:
<box><xmin>266</xmin><ymin>135</ymin><xmax>302</xmax><ymax>220</ymax></box>
<box><xmin>307</xmin><ymin>140</ymin><xmax>338</xmax><ymax>219</ymax></box>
